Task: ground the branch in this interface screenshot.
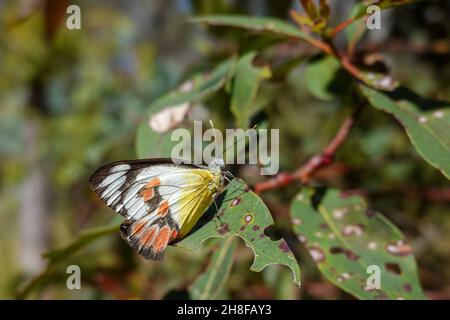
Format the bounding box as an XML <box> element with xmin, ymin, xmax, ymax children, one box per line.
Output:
<box><xmin>253</xmin><ymin>101</ymin><xmax>366</xmax><ymax>194</ymax></box>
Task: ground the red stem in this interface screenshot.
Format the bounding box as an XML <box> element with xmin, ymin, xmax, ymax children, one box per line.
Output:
<box><xmin>253</xmin><ymin>101</ymin><xmax>365</xmax><ymax>194</ymax></box>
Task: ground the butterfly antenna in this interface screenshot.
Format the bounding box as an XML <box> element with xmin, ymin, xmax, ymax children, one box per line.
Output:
<box><xmin>222</xmin><ymin>124</ymin><xmax>258</xmax><ymax>162</ymax></box>
<box><xmin>209</xmin><ymin>120</ymin><xmax>222</xmax><ymax>160</ymax></box>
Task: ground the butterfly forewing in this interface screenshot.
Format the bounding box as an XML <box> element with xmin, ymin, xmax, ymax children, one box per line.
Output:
<box><xmin>89</xmin><ymin>159</ymin><xmax>219</xmax><ymax>260</ymax></box>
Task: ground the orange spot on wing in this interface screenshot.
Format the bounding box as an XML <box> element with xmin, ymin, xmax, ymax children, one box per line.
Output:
<box><xmin>139</xmin><ymin>178</ymin><xmax>160</xmax><ymax>202</ymax></box>
<box><xmin>131</xmin><ymin>220</ymin><xmax>146</xmax><ymax>235</ymax></box>
<box><xmin>153</xmin><ymin>226</ymin><xmax>171</xmax><ymax>252</ymax></box>
<box><xmin>141</xmin><ymin>225</ymin><xmax>158</xmax><ymax>246</ymax></box>
<box><xmin>156</xmin><ymin>200</ymin><xmax>169</xmax><ymax>217</ymax></box>
<box><xmin>146</xmin><ymin>178</ymin><xmax>161</xmax><ymax>188</ymax></box>
<box><xmin>140</xmin><ymin>188</ymin><xmax>154</xmax><ymax>202</ymax></box>
<box><xmin>171</xmin><ymin>230</ymin><xmax>179</xmax><ymax>240</ymax></box>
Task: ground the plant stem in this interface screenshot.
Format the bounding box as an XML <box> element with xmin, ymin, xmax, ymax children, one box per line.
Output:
<box><xmin>253</xmin><ymin>101</ymin><xmax>366</xmax><ymax>193</ymax></box>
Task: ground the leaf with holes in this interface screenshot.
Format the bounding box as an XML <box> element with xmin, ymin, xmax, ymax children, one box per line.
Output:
<box><xmin>290</xmin><ymin>187</ymin><xmax>426</xmax><ymax>300</ymax></box>
<box><xmin>360</xmin><ymin>85</ymin><xmax>450</xmax><ymax>180</ymax></box>
<box><xmin>231</xmin><ymin>52</ymin><xmax>271</xmax><ymax>128</ymax></box>
<box><xmin>189</xmin><ymin>237</ymin><xmax>237</xmax><ymax>300</ymax></box>
<box><xmin>191</xmin><ymin>15</ymin><xmax>314</xmax><ymax>43</ymax></box>
<box><xmin>177</xmin><ymin>178</ymin><xmax>301</xmax><ymax>286</ymax></box>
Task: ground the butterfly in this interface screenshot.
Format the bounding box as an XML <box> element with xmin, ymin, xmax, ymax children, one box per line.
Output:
<box><xmin>89</xmin><ymin>158</ymin><xmax>228</xmax><ymax>261</ymax></box>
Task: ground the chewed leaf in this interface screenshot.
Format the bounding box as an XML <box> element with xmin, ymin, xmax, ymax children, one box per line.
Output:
<box><xmin>177</xmin><ymin>179</ymin><xmax>301</xmax><ymax>286</ymax></box>
<box><xmin>360</xmin><ymin>85</ymin><xmax>450</xmax><ymax>180</ymax></box>
<box><xmin>290</xmin><ymin>187</ymin><xmax>426</xmax><ymax>300</ymax></box>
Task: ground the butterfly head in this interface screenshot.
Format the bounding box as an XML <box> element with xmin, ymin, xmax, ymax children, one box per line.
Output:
<box><xmin>208</xmin><ymin>158</ymin><xmax>225</xmax><ymax>190</ymax></box>
<box><xmin>208</xmin><ymin>158</ymin><xmax>225</xmax><ymax>173</ymax></box>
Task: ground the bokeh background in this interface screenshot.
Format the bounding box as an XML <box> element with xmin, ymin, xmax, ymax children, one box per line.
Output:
<box><xmin>0</xmin><ymin>0</ymin><xmax>449</xmax><ymax>299</ymax></box>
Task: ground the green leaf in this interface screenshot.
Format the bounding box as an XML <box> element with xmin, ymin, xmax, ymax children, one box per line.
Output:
<box><xmin>43</xmin><ymin>223</ymin><xmax>120</xmax><ymax>264</ymax></box>
<box><xmin>345</xmin><ymin>4</ymin><xmax>368</xmax><ymax>53</ymax></box>
<box><xmin>136</xmin><ymin>58</ymin><xmax>236</xmax><ymax>158</ymax></box>
<box><xmin>231</xmin><ymin>52</ymin><xmax>272</xmax><ymax>128</ymax></box>
<box><xmin>135</xmin><ymin>121</ymin><xmax>181</xmax><ymax>158</ymax></box>
<box><xmin>350</xmin><ymin>0</ymin><xmax>420</xmax><ymax>22</ymax></box>
<box><xmin>189</xmin><ymin>237</ymin><xmax>237</xmax><ymax>300</ymax></box>
<box><xmin>360</xmin><ymin>85</ymin><xmax>450</xmax><ymax>180</ymax></box>
<box><xmin>147</xmin><ymin>57</ymin><xmax>236</xmax><ymax>114</ymax></box>
<box><xmin>290</xmin><ymin>187</ymin><xmax>426</xmax><ymax>300</ymax></box>
<box><xmin>191</xmin><ymin>15</ymin><xmax>314</xmax><ymax>43</ymax></box>
<box><xmin>177</xmin><ymin>178</ymin><xmax>301</xmax><ymax>286</ymax></box>
<box><xmin>305</xmin><ymin>55</ymin><xmax>342</xmax><ymax>101</ymax></box>
<box><xmin>16</xmin><ymin>222</ymin><xmax>121</xmax><ymax>298</ymax></box>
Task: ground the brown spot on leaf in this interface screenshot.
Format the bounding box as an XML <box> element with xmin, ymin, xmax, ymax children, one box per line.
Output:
<box><xmin>231</xmin><ymin>197</ymin><xmax>241</xmax><ymax>207</ymax></box>
<box><xmin>252</xmin><ymin>225</ymin><xmax>260</xmax><ymax>231</ymax></box>
<box><xmin>307</xmin><ymin>246</ymin><xmax>325</xmax><ymax>263</ymax></box>
<box><xmin>330</xmin><ymin>247</ymin><xmax>359</xmax><ymax>261</ymax></box>
<box><xmin>217</xmin><ymin>223</ymin><xmax>230</xmax><ymax>235</ymax></box>
<box><xmin>386</xmin><ymin>240</ymin><xmax>412</xmax><ymax>256</ymax></box>
<box><xmin>297</xmin><ymin>235</ymin><xmax>307</xmax><ymax>244</ymax></box>
<box><xmin>279</xmin><ymin>240</ymin><xmax>290</xmax><ymax>253</ymax></box>
<box><xmin>342</xmin><ymin>224</ymin><xmax>364</xmax><ymax>237</ymax></box>
<box><xmin>243</xmin><ymin>213</ymin><xmax>253</xmax><ymax>224</ymax></box>
<box><xmin>333</xmin><ymin>208</ymin><xmax>348</xmax><ymax>219</ymax></box>
<box><xmin>366</xmin><ymin>209</ymin><xmax>377</xmax><ymax>218</ymax></box>
<box><xmin>403</xmin><ymin>284</ymin><xmax>412</xmax><ymax>292</ymax></box>
<box><xmin>376</xmin><ymin>293</ymin><xmax>388</xmax><ymax>300</ymax></box>
<box><xmin>385</xmin><ymin>263</ymin><xmax>402</xmax><ymax>275</ymax></box>
<box><xmin>337</xmin><ymin>273</ymin><xmax>351</xmax><ymax>282</ymax></box>
<box><xmin>345</xmin><ymin>250</ymin><xmax>360</xmax><ymax>261</ymax></box>
<box><xmin>330</xmin><ymin>247</ymin><xmax>344</xmax><ymax>254</ymax></box>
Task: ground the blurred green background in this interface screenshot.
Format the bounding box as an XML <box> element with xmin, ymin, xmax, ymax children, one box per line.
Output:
<box><xmin>0</xmin><ymin>0</ymin><xmax>449</xmax><ymax>299</ymax></box>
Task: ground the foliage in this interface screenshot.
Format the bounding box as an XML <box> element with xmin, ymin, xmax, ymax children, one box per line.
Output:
<box><xmin>1</xmin><ymin>0</ymin><xmax>449</xmax><ymax>300</ymax></box>
<box><xmin>291</xmin><ymin>188</ymin><xmax>425</xmax><ymax>299</ymax></box>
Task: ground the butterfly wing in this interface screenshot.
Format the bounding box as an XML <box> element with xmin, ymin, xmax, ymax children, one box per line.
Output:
<box><xmin>89</xmin><ymin>159</ymin><xmax>220</xmax><ymax>260</ymax></box>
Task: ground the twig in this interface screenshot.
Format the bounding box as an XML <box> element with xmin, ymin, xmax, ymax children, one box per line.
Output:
<box><xmin>331</xmin><ymin>17</ymin><xmax>355</xmax><ymax>38</ymax></box>
<box><xmin>253</xmin><ymin>101</ymin><xmax>366</xmax><ymax>194</ymax></box>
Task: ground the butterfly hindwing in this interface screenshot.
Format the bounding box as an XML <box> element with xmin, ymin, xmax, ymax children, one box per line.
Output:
<box><xmin>119</xmin><ymin>212</ymin><xmax>179</xmax><ymax>260</ymax></box>
<box><xmin>89</xmin><ymin>159</ymin><xmax>219</xmax><ymax>261</ymax></box>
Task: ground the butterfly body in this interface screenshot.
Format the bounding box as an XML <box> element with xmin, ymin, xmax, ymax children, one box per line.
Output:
<box><xmin>89</xmin><ymin>158</ymin><xmax>224</xmax><ymax>260</ymax></box>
